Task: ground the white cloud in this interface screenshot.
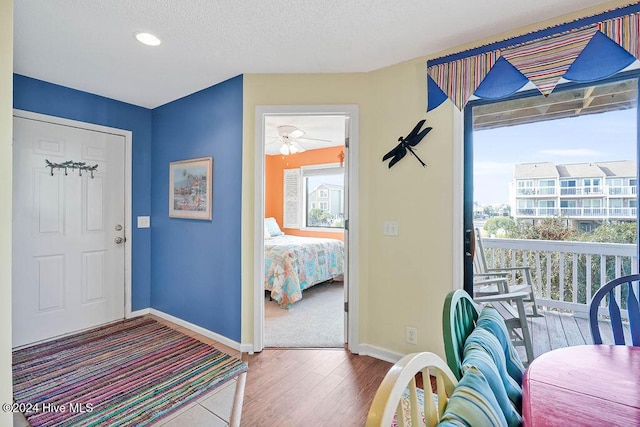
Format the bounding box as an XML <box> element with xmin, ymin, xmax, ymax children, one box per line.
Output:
<box><xmin>538</xmin><ymin>148</ymin><xmax>603</xmax><ymax>157</ymax></box>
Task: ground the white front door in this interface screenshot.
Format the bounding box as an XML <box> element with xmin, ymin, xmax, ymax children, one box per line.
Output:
<box><xmin>12</xmin><ymin>116</ymin><xmax>126</xmax><ymax>347</ymax></box>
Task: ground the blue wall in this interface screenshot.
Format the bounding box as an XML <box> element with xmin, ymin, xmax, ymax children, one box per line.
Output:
<box><xmin>13</xmin><ymin>75</ymin><xmax>153</xmax><ymax>310</ymax></box>
<box><xmin>13</xmin><ymin>74</ymin><xmax>243</xmax><ymax>342</ymax></box>
<box><xmin>151</xmin><ymin>76</ymin><xmax>243</xmax><ymax>341</ymax></box>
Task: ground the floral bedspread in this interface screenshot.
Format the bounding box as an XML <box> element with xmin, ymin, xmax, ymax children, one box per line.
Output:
<box><xmin>265</xmin><ymin>235</ymin><xmax>344</xmax><ymax>308</ymax></box>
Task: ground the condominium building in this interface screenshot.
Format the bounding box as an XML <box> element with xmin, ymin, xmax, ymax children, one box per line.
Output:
<box><xmin>510</xmin><ymin>161</ymin><xmax>637</xmax><ymax>231</ymax></box>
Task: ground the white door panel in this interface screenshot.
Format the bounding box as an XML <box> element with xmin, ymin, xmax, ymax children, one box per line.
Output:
<box><xmin>13</xmin><ymin>117</ymin><xmax>125</xmax><ymax>347</ymax></box>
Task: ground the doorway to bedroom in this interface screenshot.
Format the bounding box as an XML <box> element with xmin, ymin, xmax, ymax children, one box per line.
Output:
<box><xmin>254</xmin><ymin>106</ymin><xmax>359</xmax><ymax>352</ymax></box>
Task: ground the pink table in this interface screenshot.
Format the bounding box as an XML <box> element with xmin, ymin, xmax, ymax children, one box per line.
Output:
<box><xmin>522</xmin><ymin>345</ymin><xmax>640</xmax><ymax>426</ymax></box>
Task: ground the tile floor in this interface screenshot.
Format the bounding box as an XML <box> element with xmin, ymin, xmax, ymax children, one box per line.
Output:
<box><xmin>13</xmin><ymin>315</ymin><xmax>245</xmax><ymax>427</ymax></box>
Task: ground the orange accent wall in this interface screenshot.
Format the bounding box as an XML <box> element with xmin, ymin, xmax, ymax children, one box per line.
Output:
<box><xmin>265</xmin><ymin>146</ymin><xmax>344</xmax><ymax>241</ymax></box>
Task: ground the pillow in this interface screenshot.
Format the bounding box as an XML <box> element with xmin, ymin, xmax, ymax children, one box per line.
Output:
<box><xmin>476</xmin><ymin>306</ymin><xmax>526</xmax><ymax>385</ymax></box>
<box><xmin>264</xmin><ymin>217</ymin><xmax>284</xmax><ymax>237</ymax></box>
<box><xmin>462</xmin><ymin>345</ymin><xmax>522</xmax><ymax>427</ymax></box>
<box><xmin>438</xmin><ymin>366</ymin><xmax>508</xmax><ymax>427</ymax></box>
<box><xmin>464</xmin><ymin>327</ymin><xmax>522</xmax><ymax>410</ymax></box>
<box><xmin>264</xmin><ymin>226</ymin><xmax>272</xmax><ymax>240</ymax></box>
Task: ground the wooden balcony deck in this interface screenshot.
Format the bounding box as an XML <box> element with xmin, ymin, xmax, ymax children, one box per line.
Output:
<box><xmin>523</xmin><ymin>308</ymin><xmax>632</xmax><ymax>361</ymax></box>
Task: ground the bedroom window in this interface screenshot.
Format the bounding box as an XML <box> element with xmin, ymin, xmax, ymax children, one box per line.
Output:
<box><xmin>302</xmin><ymin>164</ymin><xmax>344</xmax><ymax>229</ymax></box>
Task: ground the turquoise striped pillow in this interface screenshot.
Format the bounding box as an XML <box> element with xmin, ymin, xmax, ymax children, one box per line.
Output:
<box><xmin>463</xmin><ymin>344</ymin><xmax>522</xmax><ymax>427</ymax></box>
<box><xmin>465</xmin><ymin>327</ymin><xmax>522</xmax><ymax>410</ymax></box>
<box><xmin>476</xmin><ymin>306</ymin><xmax>526</xmax><ymax>385</ymax></box>
<box><xmin>439</xmin><ymin>366</ymin><xmax>508</xmax><ymax>427</ymax></box>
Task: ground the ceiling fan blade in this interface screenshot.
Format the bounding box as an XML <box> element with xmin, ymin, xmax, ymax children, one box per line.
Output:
<box><xmin>291</xmin><ymin>140</ymin><xmax>306</xmax><ymax>152</ymax></box>
<box><xmin>277</xmin><ymin>125</ymin><xmax>300</xmax><ymax>138</ymax></box>
<box><xmin>265</xmin><ymin>139</ymin><xmax>281</xmax><ymax>146</ymax></box>
<box><xmin>297</xmin><ymin>136</ymin><xmax>333</xmax><ymax>143</ymax></box>
<box><xmin>288</xmin><ymin>129</ymin><xmax>305</xmax><ymax>139</ymax></box>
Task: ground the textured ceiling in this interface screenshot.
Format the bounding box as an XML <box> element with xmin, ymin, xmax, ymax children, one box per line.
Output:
<box><xmin>14</xmin><ymin>0</ymin><xmax>615</xmax><ymax>108</ymax></box>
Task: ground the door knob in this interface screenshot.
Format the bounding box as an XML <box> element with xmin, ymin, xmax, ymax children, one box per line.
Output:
<box><xmin>114</xmin><ymin>236</ymin><xmax>125</xmax><ymax>244</ymax></box>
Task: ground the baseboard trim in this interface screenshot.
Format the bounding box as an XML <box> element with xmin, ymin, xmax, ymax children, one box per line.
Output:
<box><xmin>358</xmin><ymin>344</ymin><xmax>404</xmax><ymax>364</ymax></box>
<box><xmin>127</xmin><ymin>308</ymin><xmax>150</xmax><ymax>318</ymax></box>
<box><xmin>239</xmin><ymin>343</ymin><xmax>254</xmax><ymax>354</ymax></box>
<box><xmin>149</xmin><ymin>309</ymin><xmax>242</xmax><ymax>352</ymax></box>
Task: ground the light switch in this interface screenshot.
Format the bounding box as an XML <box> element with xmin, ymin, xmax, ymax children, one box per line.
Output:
<box><xmin>137</xmin><ymin>216</ymin><xmax>150</xmax><ymax>228</ymax></box>
<box><xmin>383</xmin><ymin>221</ymin><xmax>399</xmax><ymax>236</ymax></box>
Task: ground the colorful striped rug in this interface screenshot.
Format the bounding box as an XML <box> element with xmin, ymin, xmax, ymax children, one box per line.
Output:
<box><xmin>12</xmin><ymin>317</ymin><xmax>248</xmax><ymax>426</ymax></box>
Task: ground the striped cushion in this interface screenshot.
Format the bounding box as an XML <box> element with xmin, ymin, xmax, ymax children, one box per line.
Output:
<box><xmin>465</xmin><ymin>327</ymin><xmax>522</xmax><ymax>410</ymax></box>
<box><xmin>438</xmin><ymin>366</ymin><xmax>508</xmax><ymax>427</ymax></box>
<box><xmin>463</xmin><ymin>344</ymin><xmax>522</xmax><ymax>426</ymax></box>
<box><xmin>476</xmin><ymin>306</ymin><xmax>526</xmax><ymax>385</ymax></box>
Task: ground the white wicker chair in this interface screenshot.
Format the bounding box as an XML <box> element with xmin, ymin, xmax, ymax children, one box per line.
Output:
<box><xmin>366</xmin><ymin>352</ymin><xmax>458</xmax><ymax>427</ymax></box>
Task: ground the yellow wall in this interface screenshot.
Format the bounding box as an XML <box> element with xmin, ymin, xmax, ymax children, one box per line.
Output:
<box><xmin>1</xmin><ymin>0</ymin><xmax>12</xmax><ymax>424</ymax></box>
<box><xmin>242</xmin><ymin>0</ymin><xmax>634</xmax><ymax>358</ymax></box>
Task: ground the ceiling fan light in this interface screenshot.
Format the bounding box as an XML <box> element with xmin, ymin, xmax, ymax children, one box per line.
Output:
<box><xmin>280</xmin><ymin>144</ymin><xmax>290</xmax><ymax>155</ymax></box>
<box><xmin>289</xmin><ymin>144</ymin><xmax>299</xmax><ymax>154</ymax></box>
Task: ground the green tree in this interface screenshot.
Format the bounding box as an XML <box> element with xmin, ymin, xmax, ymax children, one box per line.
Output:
<box><xmin>308</xmin><ymin>208</ymin><xmax>333</xmax><ymax>226</ymax></box>
<box><xmin>483</xmin><ymin>205</ymin><xmax>497</xmax><ymax>217</ymax></box>
<box><xmin>483</xmin><ymin>217</ymin><xmax>517</xmax><ymax>237</ymax></box>
<box><xmin>510</xmin><ymin>217</ymin><xmax>577</xmax><ymax>241</ymax></box>
<box><xmin>580</xmin><ymin>221</ymin><xmax>637</xmax><ymax>244</ymax></box>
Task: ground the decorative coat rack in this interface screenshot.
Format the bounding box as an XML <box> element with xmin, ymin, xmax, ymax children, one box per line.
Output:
<box><xmin>45</xmin><ymin>159</ymin><xmax>98</xmax><ymax>178</ymax></box>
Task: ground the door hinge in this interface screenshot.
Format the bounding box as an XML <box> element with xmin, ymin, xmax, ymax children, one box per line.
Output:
<box><xmin>344</xmin><ymin>219</ymin><xmax>349</xmax><ymax>230</ymax></box>
<box><xmin>344</xmin><ymin>136</ymin><xmax>349</xmax><ymax>149</ymax></box>
<box><xmin>344</xmin><ymin>301</ymin><xmax>349</xmax><ymax>312</ymax></box>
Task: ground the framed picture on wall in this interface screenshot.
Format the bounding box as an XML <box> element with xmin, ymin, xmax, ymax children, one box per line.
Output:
<box><xmin>169</xmin><ymin>157</ymin><xmax>213</xmax><ymax>220</ymax></box>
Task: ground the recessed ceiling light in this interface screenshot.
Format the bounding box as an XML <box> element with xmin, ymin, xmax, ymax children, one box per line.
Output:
<box><xmin>135</xmin><ymin>32</ymin><xmax>161</xmax><ymax>47</ymax></box>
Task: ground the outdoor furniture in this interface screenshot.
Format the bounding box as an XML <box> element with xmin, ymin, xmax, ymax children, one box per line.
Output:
<box><xmin>589</xmin><ymin>273</ymin><xmax>640</xmax><ymax>346</ymax></box>
<box><xmin>365</xmin><ymin>352</ymin><xmax>457</xmax><ymax>427</ymax></box>
<box><xmin>443</xmin><ymin>289</ymin><xmax>534</xmax><ymax>375</ymax></box>
<box><xmin>474</xmin><ymin>228</ymin><xmax>540</xmax><ymax>316</ymax></box>
<box><xmin>522</xmin><ymin>345</ymin><xmax>640</xmax><ymax>426</ymax></box>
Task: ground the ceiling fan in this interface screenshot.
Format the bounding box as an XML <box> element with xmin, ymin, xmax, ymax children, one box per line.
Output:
<box><xmin>267</xmin><ymin>125</ymin><xmax>332</xmax><ymax>155</ymax></box>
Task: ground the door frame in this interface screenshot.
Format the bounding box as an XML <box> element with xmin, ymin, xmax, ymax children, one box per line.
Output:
<box><xmin>13</xmin><ymin>109</ymin><xmax>134</xmax><ymax>317</ymax></box>
<box><xmin>253</xmin><ymin>104</ymin><xmax>360</xmax><ymax>353</ymax></box>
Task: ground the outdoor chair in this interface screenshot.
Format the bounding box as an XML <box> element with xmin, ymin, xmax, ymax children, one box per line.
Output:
<box><xmin>474</xmin><ymin>227</ymin><xmax>540</xmax><ymax>316</ymax></box>
<box><xmin>589</xmin><ymin>273</ymin><xmax>640</xmax><ymax>346</ymax></box>
<box><xmin>365</xmin><ymin>352</ymin><xmax>457</xmax><ymax>427</ymax></box>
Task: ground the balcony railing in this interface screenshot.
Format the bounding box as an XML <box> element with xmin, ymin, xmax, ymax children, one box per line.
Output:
<box><xmin>480</xmin><ymin>237</ymin><xmax>637</xmax><ymax>316</ymax></box>
<box><xmin>515</xmin><ymin>207</ymin><xmax>637</xmax><ymax>218</ymax></box>
<box><xmin>516</xmin><ymin>185</ymin><xmax>635</xmax><ymax>197</ymax></box>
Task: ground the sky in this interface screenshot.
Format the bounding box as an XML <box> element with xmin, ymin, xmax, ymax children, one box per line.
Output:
<box><xmin>473</xmin><ymin>107</ymin><xmax>637</xmax><ymax>205</ymax></box>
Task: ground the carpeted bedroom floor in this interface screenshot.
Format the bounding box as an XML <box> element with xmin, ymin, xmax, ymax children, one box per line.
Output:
<box><xmin>264</xmin><ymin>281</ymin><xmax>344</xmax><ymax>348</ymax></box>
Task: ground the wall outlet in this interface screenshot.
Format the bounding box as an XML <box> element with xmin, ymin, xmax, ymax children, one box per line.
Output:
<box><xmin>406</xmin><ymin>326</ymin><xmax>418</xmax><ymax>345</ymax></box>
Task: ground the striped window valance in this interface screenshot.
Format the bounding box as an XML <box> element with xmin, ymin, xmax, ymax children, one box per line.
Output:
<box><xmin>427</xmin><ymin>3</ymin><xmax>640</xmax><ymax>111</ymax></box>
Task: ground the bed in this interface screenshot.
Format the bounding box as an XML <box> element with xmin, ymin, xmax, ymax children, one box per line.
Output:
<box><xmin>264</xmin><ymin>234</ymin><xmax>345</xmax><ymax>308</ymax></box>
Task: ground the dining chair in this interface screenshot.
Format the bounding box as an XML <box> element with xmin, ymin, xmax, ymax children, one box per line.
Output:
<box><xmin>589</xmin><ymin>273</ymin><xmax>640</xmax><ymax>346</ymax></box>
<box><xmin>474</xmin><ymin>227</ymin><xmax>540</xmax><ymax>316</ymax></box>
<box><xmin>442</xmin><ymin>289</ymin><xmax>534</xmax><ymax>378</ymax></box>
<box><xmin>365</xmin><ymin>352</ymin><xmax>458</xmax><ymax>427</ymax></box>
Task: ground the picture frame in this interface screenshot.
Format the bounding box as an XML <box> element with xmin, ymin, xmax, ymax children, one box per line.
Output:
<box><xmin>169</xmin><ymin>157</ymin><xmax>213</xmax><ymax>220</ymax></box>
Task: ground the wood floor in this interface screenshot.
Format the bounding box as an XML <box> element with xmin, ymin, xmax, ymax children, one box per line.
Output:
<box><xmin>240</xmin><ymin>348</ymin><xmax>392</xmax><ymax>426</ymax></box>
<box><xmin>153</xmin><ymin>315</ymin><xmax>393</xmax><ymax>426</ymax></box>
<box><xmin>521</xmin><ymin>308</ymin><xmax>628</xmax><ymax>361</ymax></box>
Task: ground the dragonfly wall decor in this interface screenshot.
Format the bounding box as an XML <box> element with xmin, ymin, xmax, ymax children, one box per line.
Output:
<box><xmin>382</xmin><ymin>119</ymin><xmax>432</xmax><ymax>168</ymax></box>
